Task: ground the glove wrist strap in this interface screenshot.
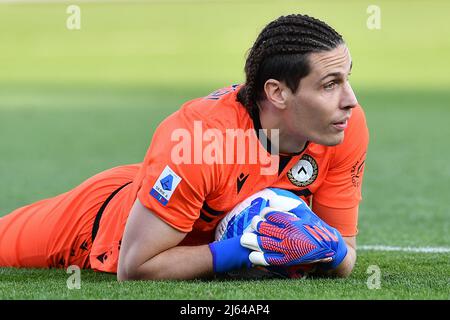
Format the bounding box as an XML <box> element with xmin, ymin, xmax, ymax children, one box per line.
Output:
<box><xmin>209</xmin><ymin>236</ymin><xmax>252</xmax><ymax>273</ymax></box>
<box><xmin>320</xmin><ymin>236</ymin><xmax>348</xmax><ymax>270</ymax></box>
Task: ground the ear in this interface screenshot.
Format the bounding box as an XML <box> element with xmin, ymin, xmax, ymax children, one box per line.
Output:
<box><xmin>263</xmin><ymin>79</ymin><xmax>289</xmax><ymax>110</ymax></box>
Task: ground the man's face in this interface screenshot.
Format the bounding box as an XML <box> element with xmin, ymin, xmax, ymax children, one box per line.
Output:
<box><xmin>283</xmin><ymin>44</ymin><xmax>357</xmax><ymax>146</ymax></box>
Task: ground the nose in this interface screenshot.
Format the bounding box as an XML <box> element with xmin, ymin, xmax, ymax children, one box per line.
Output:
<box><xmin>340</xmin><ymin>82</ymin><xmax>358</xmax><ymax>109</ymax></box>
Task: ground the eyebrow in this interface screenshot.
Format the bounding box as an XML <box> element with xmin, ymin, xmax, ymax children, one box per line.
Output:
<box><xmin>320</xmin><ymin>61</ymin><xmax>353</xmax><ymax>81</ymax></box>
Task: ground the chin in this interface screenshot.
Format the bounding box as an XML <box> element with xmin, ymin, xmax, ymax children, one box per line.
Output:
<box><xmin>314</xmin><ymin>132</ymin><xmax>345</xmax><ymax>146</ymax></box>
<box><xmin>331</xmin><ymin>134</ymin><xmax>345</xmax><ymax>145</ymax></box>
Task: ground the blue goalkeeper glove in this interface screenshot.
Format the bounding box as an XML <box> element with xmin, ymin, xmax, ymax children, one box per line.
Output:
<box><xmin>289</xmin><ymin>204</ymin><xmax>348</xmax><ymax>269</ymax></box>
<box><xmin>208</xmin><ymin>236</ymin><xmax>253</xmax><ymax>273</ymax></box>
<box><xmin>209</xmin><ymin>196</ymin><xmax>269</xmax><ymax>273</ymax></box>
<box><xmin>240</xmin><ymin>208</ymin><xmax>336</xmax><ymax>267</ymax></box>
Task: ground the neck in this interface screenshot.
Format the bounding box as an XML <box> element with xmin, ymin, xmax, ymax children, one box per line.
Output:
<box><xmin>258</xmin><ymin>100</ymin><xmax>308</xmax><ymax>154</ymax></box>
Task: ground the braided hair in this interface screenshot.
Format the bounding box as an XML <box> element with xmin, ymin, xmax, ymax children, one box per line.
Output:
<box><xmin>237</xmin><ymin>14</ymin><xmax>344</xmax><ymax>114</ymax></box>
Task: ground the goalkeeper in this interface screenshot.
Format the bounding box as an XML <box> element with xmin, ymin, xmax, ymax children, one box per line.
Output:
<box><xmin>0</xmin><ymin>14</ymin><xmax>369</xmax><ymax>280</ymax></box>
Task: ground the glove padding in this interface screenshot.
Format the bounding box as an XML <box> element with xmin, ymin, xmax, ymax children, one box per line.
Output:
<box><xmin>289</xmin><ymin>204</ymin><xmax>348</xmax><ymax>269</ymax></box>
<box><xmin>241</xmin><ymin>207</ymin><xmax>338</xmax><ymax>267</ymax></box>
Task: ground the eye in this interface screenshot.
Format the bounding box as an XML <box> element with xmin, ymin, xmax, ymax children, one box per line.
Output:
<box><xmin>323</xmin><ymin>81</ymin><xmax>337</xmax><ymax>90</ymax></box>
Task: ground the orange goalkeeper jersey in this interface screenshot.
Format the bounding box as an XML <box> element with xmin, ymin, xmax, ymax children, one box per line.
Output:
<box><xmin>89</xmin><ymin>84</ymin><xmax>369</xmax><ymax>273</ymax></box>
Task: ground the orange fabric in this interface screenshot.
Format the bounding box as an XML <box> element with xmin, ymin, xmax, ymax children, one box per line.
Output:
<box><xmin>134</xmin><ymin>85</ymin><xmax>368</xmax><ymax>240</ymax></box>
<box><xmin>312</xmin><ymin>106</ymin><xmax>369</xmax><ymax>209</ymax></box>
<box><xmin>0</xmin><ymin>85</ymin><xmax>369</xmax><ymax>273</ymax></box>
<box><xmin>312</xmin><ymin>202</ymin><xmax>360</xmax><ymax>237</ymax></box>
<box><xmin>0</xmin><ymin>164</ymin><xmax>140</xmax><ymax>269</ymax></box>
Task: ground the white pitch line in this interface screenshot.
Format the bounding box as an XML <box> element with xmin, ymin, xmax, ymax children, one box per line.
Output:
<box><xmin>358</xmin><ymin>245</ymin><xmax>450</xmax><ymax>254</ymax></box>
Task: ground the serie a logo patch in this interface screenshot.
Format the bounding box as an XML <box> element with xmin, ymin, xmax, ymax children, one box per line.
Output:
<box><xmin>150</xmin><ymin>165</ymin><xmax>182</xmax><ymax>206</ymax></box>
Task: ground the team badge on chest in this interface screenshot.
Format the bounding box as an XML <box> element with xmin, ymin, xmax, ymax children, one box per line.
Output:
<box><xmin>287</xmin><ymin>154</ymin><xmax>318</xmax><ymax>187</ymax></box>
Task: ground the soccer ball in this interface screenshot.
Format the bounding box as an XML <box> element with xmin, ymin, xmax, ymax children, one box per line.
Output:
<box><xmin>215</xmin><ymin>188</ymin><xmax>317</xmax><ymax>279</ymax></box>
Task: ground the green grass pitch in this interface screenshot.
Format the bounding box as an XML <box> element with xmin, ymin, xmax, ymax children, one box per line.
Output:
<box><xmin>0</xmin><ymin>0</ymin><xmax>449</xmax><ymax>299</ymax></box>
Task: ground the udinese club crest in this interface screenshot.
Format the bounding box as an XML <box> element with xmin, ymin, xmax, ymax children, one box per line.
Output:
<box><xmin>287</xmin><ymin>154</ymin><xmax>318</xmax><ymax>187</ymax></box>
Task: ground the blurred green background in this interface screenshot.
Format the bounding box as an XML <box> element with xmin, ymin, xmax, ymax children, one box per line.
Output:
<box><xmin>1</xmin><ymin>0</ymin><xmax>449</xmax><ymax>249</ymax></box>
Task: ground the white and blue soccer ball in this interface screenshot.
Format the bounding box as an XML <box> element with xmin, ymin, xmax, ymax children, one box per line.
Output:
<box><xmin>215</xmin><ymin>188</ymin><xmax>316</xmax><ymax>279</ymax></box>
<box><xmin>215</xmin><ymin>187</ymin><xmax>307</xmax><ymax>241</ymax></box>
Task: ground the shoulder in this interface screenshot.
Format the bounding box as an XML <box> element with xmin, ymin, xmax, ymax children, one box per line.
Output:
<box><xmin>350</xmin><ymin>104</ymin><xmax>368</xmax><ymax>128</ymax></box>
<box><xmin>175</xmin><ymin>84</ymin><xmax>250</xmax><ymax>131</ymax></box>
<box><xmin>342</xmin><ymin>104</ymin><xmax>369</xmax><ymax>146</ymax></box>
<box><xmin>331</xmin><ymin>104</ymin><xmax>369</xmax><ymax>167</ymax></box>
<box><xmin>344</xmin><ymin>104</ymin><xmax>368</xmax><ymax>137</ymax></box>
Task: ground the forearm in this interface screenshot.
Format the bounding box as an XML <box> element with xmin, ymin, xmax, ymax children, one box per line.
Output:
<box><xmin>313</xmin><ymin>243</ymin><xmax>356</xmax><ymax>278</ymax></box>
<box><xmin>118</xmin><ymin>200</ymin><xmax>216</xmax><ymax>281</ymax></box>
<box><xmin>326</xmin><ymin>244</ymin><xmax>356</xmax><ymax>277</ymax></box>
<box><xmin>132</xmin><ymin>244</ymin><xmax>214</xmax><ymax>280</ymax></box>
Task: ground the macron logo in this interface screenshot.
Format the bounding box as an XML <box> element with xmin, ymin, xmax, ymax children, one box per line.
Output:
<box><xmin>236</xmin><ymin>173</ymin><xmax>249</xmax><ymax>194</ymax></box>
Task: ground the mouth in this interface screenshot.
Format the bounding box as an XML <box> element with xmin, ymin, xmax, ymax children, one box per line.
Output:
<box><xmin>331</xmin><ymin>118</ymin><xmax>349</xmax><ymax>131</ymax></box>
